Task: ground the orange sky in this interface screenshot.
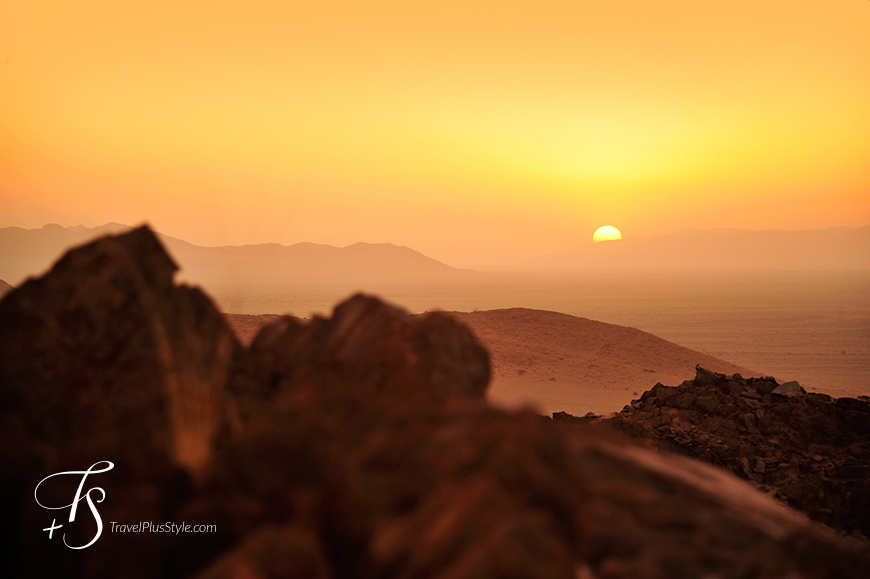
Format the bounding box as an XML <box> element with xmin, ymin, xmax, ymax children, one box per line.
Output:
<box><xmin>1</xmin><ymin>0</ymin><xmax>868</xmax><ymax>267</ymax></box>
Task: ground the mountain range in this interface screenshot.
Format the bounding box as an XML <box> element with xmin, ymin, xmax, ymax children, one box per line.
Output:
<box><xmin>0</xmin><ymin>223</ymin><xmax>482</xmax><ymax>287</ymax></box>
<box><xmin>1</xmin><ymin>223</ymin><xmax>868</xmax><ymax>289</ymax></box>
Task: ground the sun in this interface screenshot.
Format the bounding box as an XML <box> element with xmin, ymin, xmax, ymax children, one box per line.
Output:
<box><xmin>592</xmin><ymin>225</ymin><xmax>622</xmax><ymax>243</ymax></box>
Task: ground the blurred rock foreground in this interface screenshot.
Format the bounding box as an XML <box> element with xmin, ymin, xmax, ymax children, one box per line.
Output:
<box><xmin>1</xmin><ymin>226</ymin><xmax>868</xmax><ymax>579</ymax></box>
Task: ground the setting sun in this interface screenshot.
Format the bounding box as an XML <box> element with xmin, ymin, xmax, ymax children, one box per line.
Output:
<box><xmin>0</xmin><ymin>0</ymin><xmax>868</xmax><ymax>268</ymax></box>
<box><xmin>593</xmin><ymin>225</ymin><xmax>623</xmax><ymax>243</ymax></box>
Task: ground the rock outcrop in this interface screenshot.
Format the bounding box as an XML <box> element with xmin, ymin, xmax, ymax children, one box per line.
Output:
<box><xmin>0</xmin><ymin>227</ymin><xmax>247</xmax><ymax>577</ymax></box>
<box><xmin>596</xmin><ymin>365</ymin><xmax>870</xmax><ymax>536</ymax></box>
<box><xmin>2</xmin><ymin>226</ymin><xmax>869</xmax><ymax>579</ymax></box>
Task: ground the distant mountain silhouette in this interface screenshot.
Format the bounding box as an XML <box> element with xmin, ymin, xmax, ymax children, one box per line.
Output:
<box><xmin>0</xmin><ymin>223</ymin><xmax>132</xmax><ymax>286</ymax></box>
<box><xmin>524</xmin><ymin>226</ymin><xmax>870</xmax><ymax>272</ymax></box>
<box><xmin>0</xmin><ymin>223</ymin><xmax>483</xmax><ymax>287</ymax></box>
<box><xmin>4</xmin><ymin>224</ymin><xmax>867</xmax><ymax>287</ymax></box>
<box><xmin>160</xmin><ymin>237</ymin><xmax>483</xmax><ymax>286</ymax></box>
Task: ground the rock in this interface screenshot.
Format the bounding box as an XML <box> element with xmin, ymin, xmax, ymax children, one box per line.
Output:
<box><xmin>692</xmin><ymin>364</ymin><xmax>725</xmax><ymax>388</ymax></box>
<box><xmin>360</xmin><ymin>409</ymin><xmax>584</xmax><ymax>579</ymax></box>
<box><xmin>671</xmin><ymin>393</ymin><xmax>696</xmax><ymax>409</ymax></box>
<box><xmin>563</xmin><ymin>430</ymin><xmax>870</xmax><ymax>579</ymax></box>
<box><xmin>651</xmin><ymin>384</ymin><xmax>678</xmax><ymax>405</ymax></box>
<box><xmin>192</xmin><ymin>525</ymin><xmax>331</xmax><ymax>579</ymax></box>
<box><xmin>249</xmin><ymin>294</ymin><xmax>491</xmax><ymax>405</ymax></box>
<box><xmin>772</xmin><ymin>381</ymin><xmax>806</xmax><ymax>398</ymax></box>
<box><xmin>755</xmin><ymin>378</ymin><xmax>780</xmax><ymax>395</ymax></box>
<box><xmin>695</xmin><ymin>395</ymin><xmax>720</xmax><ymax>414</ymax></box>
<box><xmin>0</xmin><ymin>226</ymin><xmax>247</xmax><ymax>578</ymax></box>
<box><xmin>754</xmin><ymin>458</ymin><xmax>766</xmax><ymax>474</ymax></box>
<box><xmin>0</xmin><ymin>278</ymin><xmax>12</xmax><ymax>298</ymax></box>
<box><xmin>603</xmin><ymin>366</ymin><xmax>870</xmax><ymax>537</ymax></box>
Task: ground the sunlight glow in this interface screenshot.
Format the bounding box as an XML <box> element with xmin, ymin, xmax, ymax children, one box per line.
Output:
<box><xmin>593</xmin><ymin>226</ymin><xmax>623</xmax><ymax>243</ymax></box>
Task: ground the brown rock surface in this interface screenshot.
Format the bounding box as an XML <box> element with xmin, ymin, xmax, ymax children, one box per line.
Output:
<box><xmin>248</xmin><ymin>295</ymin><xmax>491</xmax><ymax>404</ymax></box>
<box><xmin>0</xmin><ymin>226</ymin><xmax>247</xmax><ymax>577</ymax></box>
<box><xmin>565</xmin><ymin>427</ymin><xmax>870</xmax><ymax>579</ymax></box>
<box><xmin>2</xmin><ymin>227</ymin><xmax>869</xmax><ymax>579</ymax></box>
<box><xmin>597</xmin><ymin>365</ymin><xmax>870</xmax><ymax>536</ymax></box>
<box><xmin>0</xmin><ymin>278</ymin><xmax>12</xmax><ymax>298</ymax></box>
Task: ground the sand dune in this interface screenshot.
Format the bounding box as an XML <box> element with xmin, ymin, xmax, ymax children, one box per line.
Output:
<box><xmin>227</xmin><ymin>307</ymin><xmax>755</xmax><ymax>417</ymax></box>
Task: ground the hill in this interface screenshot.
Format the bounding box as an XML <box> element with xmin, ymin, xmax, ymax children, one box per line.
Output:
<box><xmin>445</xmin><ymin>308</ymin><xmax>754</xmax><ymax>415</ymax></box>
<box><xmin>227</xmin><ymin>307</ymin><xmax>755</xmax><ymax>416</ymax></box>
<box><xmin>524</xmin><ymin>226</ymin><xmax>870</xmax><ymax>272</ymax></box>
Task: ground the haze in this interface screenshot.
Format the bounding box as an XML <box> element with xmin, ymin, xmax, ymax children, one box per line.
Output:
<box><xmin>1</xmin><ymin>1</ymin><xmax>869</xmax><ymax>268</ymax></box>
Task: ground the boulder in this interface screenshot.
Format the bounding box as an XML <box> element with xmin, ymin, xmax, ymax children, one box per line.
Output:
<box><xmin>0</xmin><ymin>226</ymin><xmax>249</xmax><ymax>578</ymax></box>
<box><xmin>249</xmin><ymin>294</ymin><xmax>490</xmax><ymax>405</ymax></box>
<box><xmin>772</xmin><ymin>380</ymin><xmax>807</xmax><ymax>398</ymax></box>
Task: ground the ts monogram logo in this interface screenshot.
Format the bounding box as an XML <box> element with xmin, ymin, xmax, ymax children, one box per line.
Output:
<box><xmin>34</xmin><ymin>461</ymin><xmax>114</xmax><ymax>549</ymax></box>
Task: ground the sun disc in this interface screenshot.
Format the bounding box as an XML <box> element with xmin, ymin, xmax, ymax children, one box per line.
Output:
<box><xmin>592</xmin><ymin>225</ymin><xmax>622</xmax><ymax>243</ymax></box>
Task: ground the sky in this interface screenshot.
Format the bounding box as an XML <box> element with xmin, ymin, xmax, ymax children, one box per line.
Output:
<box><xmin>1</xmin><ymin>0</ymin><xmax>869</xmax><ymax>267</ymax></box>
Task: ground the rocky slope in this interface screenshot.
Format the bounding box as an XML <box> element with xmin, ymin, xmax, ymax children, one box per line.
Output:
<box><xmin>1</xmin><ymin>226</ymin><xmax>868</xmax><ymax>579</ymax></box>
<box><xmin>558</xmin><ymin>366</ymin><xmax>870</xmax><ymax>537</ymax></box>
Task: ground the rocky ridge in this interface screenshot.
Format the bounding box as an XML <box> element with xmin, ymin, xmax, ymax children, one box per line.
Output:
<box><xmin>1</xmin><ymin>226</ymin><xmax>868</xmax><ymax>579</ymax></box>
<box><xmin>560</xmin><ymin>366</ymin><xmax>870</xmax><ymax>537</ymax></box>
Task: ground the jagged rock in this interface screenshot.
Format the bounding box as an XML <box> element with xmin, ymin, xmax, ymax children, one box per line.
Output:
<box><xmin>773</xmin><ymin>380</ymin><xmax>806</xmax><ymax>397</ymax></box>
<box><xmin>692</xmin><ymin>363</ymin><xmax>724</xmax><ymax>387</ymax></box>
<box><xmin>0</xmin><ymin>226</ymin><xmax>249</xmax><ymax>578</ymax></box>
<box><xmin>603</xmin><ymin>367</ymin><xmax>870</xmax><ymax>536</ymax></box>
